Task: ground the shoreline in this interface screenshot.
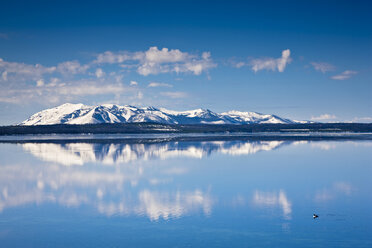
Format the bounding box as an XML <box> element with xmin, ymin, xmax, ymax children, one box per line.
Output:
<box><xmin>1</xmin><ymin>132</ymin><xmax>372</xmax><ymax>144</ymax></box>
<box><xmin>1</xmin><ymin>123</ymin><xmax>372</xmax><ymax>136</ymax></box>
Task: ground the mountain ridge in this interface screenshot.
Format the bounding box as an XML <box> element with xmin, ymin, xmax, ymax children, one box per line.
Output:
<box><xmin>20</xmin><ymin>103</ymin><xmax>307</xmax><ymax>125</ymax></box>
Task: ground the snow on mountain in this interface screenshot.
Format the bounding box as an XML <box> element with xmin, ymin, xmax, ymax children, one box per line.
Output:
<box><xmin>220</xmin><ymin>110</ymin><xmax>295</xmax><ymax>124</ymax></box>
<box><xmin>20</xmin><ymin>103</ymin><xmax>305</xmax><ymax>125</ymax></box>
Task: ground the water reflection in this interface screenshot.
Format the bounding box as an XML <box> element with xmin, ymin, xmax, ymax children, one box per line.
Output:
<box><xmin>0</xmin><ymin>139</ymin><xmax>371</xmax><ymax>247</ymax></box>
<box><xmin>315</xmin><ymin>182</ymin><xmax>354</xmax><ymax>202</ymax></box>
<box><xmin>22</xmin><ymin>140</ymin><xmax>288</xmax><ymax>166</ymax></box>
<box><xmin>253</xmin><ymin>190</ymin><xmax>292</xmax><ymax>220</ymax></box>
<box><xmin>98</xmin><ymin>190</ymin><xmax>213</xmax><ymax>220</ymax></box>
<box><xmin>0</xmin><ymin>139</ymin><xmax>369</xmax><ymax>225</ymax></box>
<box><xmin>0</xmin><ymin>158</ymin><xmax>212</xmax><ymax>219</ymax></box>
<box><xmin>1</xmin><ymin>140</ymin><xmax>289</xmax><ymax>219</ymax></box>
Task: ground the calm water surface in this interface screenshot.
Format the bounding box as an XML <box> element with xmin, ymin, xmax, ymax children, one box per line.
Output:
<box><xmin>0</xmin><ymin>138</ymin><xmax>371</xmax><ymax>247</ymax></box>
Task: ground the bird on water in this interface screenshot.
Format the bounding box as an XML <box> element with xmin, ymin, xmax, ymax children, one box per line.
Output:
<box><xmin>313</xmin><ymin>214</ymin><xmax>319</xmax><ymax>219</ymax></box>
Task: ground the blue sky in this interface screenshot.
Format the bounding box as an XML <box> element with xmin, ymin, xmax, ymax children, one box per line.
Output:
<box><xmin>0</xmin><ymin>0</ymin><xmax>371</xmax><ymax>124</ymax></box>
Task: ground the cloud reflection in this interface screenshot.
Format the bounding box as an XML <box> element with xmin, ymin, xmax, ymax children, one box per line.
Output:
<box><xmin>1</xmin><ymin>140</ymin><xmax>288</xmax><ymax>219</ymax></box>
<box><xmin>315</xmin><ymin>182</ymin><xmax>354</xmax><ymax>202</ymax></box>
<box><xmin>0</xmin><ymin>139</ymin><xmax>286</xmax><ymax>220</ymax></box>
<box><xmin>0</xmin><ymin>159</ymin><xmax>212</xmax><ymax>220</ymax></box>
<box><xmin>253</xmin><ymin>190</ymin><xmax>292</xmax><ymax>219</ymax></box>
<box><xmin>97</xmin><ymin>190</ymin><xmax>212</xmax><ymax>220</ymax></box>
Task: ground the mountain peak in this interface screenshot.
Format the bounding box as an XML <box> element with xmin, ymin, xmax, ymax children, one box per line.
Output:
<box><xmin>144</xmin><ymin>106</ymin><xmax>160</xmax><ymax>111</ymax></box>
<box><xmin>20</xmin><ymin>103</ymin><xmax>304</xmax><ymax>125</ymax></box>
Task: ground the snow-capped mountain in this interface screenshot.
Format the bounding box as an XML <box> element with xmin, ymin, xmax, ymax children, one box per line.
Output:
<box><xmin>21</xmin><ymin>103</ymin><xmax>305</xmax><ymax>125</ymax></box>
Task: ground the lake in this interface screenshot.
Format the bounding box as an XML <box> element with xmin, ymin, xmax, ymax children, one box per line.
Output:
<box><xmin>0</xmin><ymin>136</ymin><xmax>371</xmax><ymax>247</ymax></box>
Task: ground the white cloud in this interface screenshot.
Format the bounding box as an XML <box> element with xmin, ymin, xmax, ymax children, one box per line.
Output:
<box><xmin>0</xmin><ymin>58</ymin><xmax>91</xmax><ymax>89</ymax></box>
<box><xmin>94</xmin><ymin>51</ymin><xmax>131</xmax><ymax>64</ymax></box>
<box><xmin>174</xmin><ymin>51</ymin><xmax>215</xmax><ymax>76</ymax></box>
<box><xmin>250</xmin><ymin>49</ymin><xmax>291</xmax><ymax>73</ymax></box>
<box><xmin>0</xmin><ymin>55</ymin><xmax>135</xmax><ymax>105</ymax></box>
<box><xmin>0</xmin><ymin>80</ymin><xmax>130</xmax><ymax>104</ymax></box>
<box><xmin>95</xmin><ymin>47</ymin><xmax>216</xmax><ymax>76</ymax></box>
<box><xmin>143</xmin><ymin>47</ymin><xmax>188</xmax><ymax>63</ymax></box>
<box><xmin>2</xmin><ymin>71</ymin><xmax>7</xmax><ymax>81</ymax></box>
<box><xmin>234</xmin><ymin>62</ymin><xmax>246</xmax><ymax>68</ymax></box>
<box><xmin>112</xmin><ymin>74</ymin><xmax>123</xmax><ymax>84</ymax></box>
<box><xmin>49</xmin><ymin>77</ymin><xmax>60</xmax><ymax>86</ymax></box>
<box><xmin>56</xmin><ymin>81</ymin><xmax>127</xmax><ymax>96</ymax></box>
<box><xmin>0</xmin><ymin>58</ymin><xmax>56</xmax><ymax>82</ymax></box>
<box><xmin>148</xmin><ymin>82</ymin><xmax>173</xmax><ymax>88</ymax></box>
<box><xmin>311</xmin><ymin>114</ymin><xmax>337</xmax><ymax>121</ymax></box>
<box><xmin>310</xmin><ymin>62</ymin><xmax>335</xmax><ymax>73</ymax></box>
<box><xmin>137</xmin><ymin>48</ymin><xmax>215</xmax><ymax>76</ymax></box>
<box><xmin>0</xmin><ymin>46</ymin><xmax>214</xmax><ymax>106</ymax></box>
<box><xmin>160</xmin><ymin>91</ymin><xmax>187</xmax><ymax>99</ymax></box>
<box><xmin>277</xmin><ymin>49</ymin><xmax>291</xmax><ymax>72</ymax></box>
<box><xmin>331</xmin><ymin>70</ymin><xmax>357</xmax><ymax>80</ymax></box>
<box><xmin>57</xmin><ymin>60</ymin><xmax>89</xmax><ymax>75</ymax></box>
<box><xmin>36</xmin><ymin>79</ymin><xmax>44</xmax><ymax>87</ymax></box>
<box><xmin>95</xmin><ymin>68</ymin><xmax>105</xmax><ymax>78</ymax></box>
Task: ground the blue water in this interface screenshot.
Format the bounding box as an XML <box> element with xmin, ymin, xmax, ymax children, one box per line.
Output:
<box><xmin>0</xmin><ymin>139</ymin><xmax>371</xmax><ymax>247</ymax></box>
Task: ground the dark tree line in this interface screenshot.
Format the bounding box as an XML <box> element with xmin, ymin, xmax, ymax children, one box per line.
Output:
<box><xmin>1</xmin><ymin>123</ymin><xmax>372</xmax><ymax>135</ymax></box>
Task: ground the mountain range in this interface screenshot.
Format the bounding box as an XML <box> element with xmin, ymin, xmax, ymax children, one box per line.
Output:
<box><xmin>21</xmin><ymin>103</ymin><xmax>307</xmax><ymax>125</ymax></box>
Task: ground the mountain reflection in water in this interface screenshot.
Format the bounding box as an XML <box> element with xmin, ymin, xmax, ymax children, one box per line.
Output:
<box><xmin>0</xmin><ymin>140</ymin><xmax>290</xmax><ymax>220</ymax></box>
<box><xmin>0</xmin><ymin>139</ymin><xmax>369</xmax><ymax>231</ymax></box>
<box><xmin>21</xmin><ymin>140</ymin><xmax>287</xmax><ymax>166</ymax></box>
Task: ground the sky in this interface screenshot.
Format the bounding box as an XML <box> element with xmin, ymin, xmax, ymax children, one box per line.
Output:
<box><xmin>0</xmin><ymin>0</ymin><xmax>371</xmax><ymax>125</ymax></box>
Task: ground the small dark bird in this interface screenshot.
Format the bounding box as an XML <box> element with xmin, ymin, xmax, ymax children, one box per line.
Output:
<box><xmin>313</xmin><ymin>214</ymin><xmax>319</xmax><ymax>219</ymax></box>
